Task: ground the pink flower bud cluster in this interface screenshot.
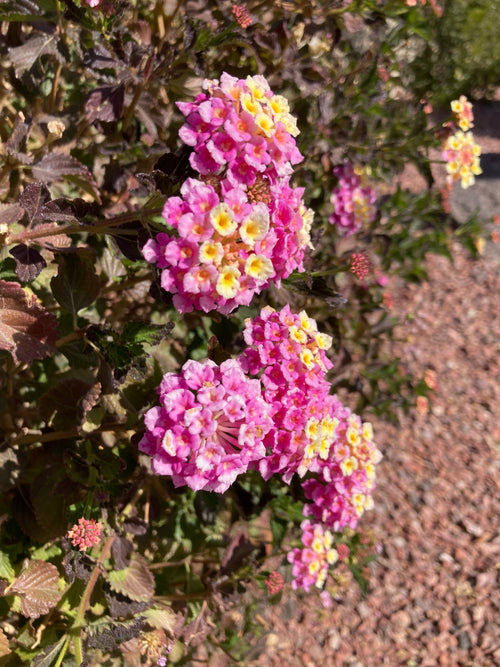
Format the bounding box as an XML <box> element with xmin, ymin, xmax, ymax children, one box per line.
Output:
<box><xmin>265</xmin><ymin>571</ymin><xmax>284</xmax><ymax>595</ymax></box>
<box><xmin>302</xmin><ymin>402</ymin><xmax>382</xmax><ymax>532</ymax></box>
<box><xmin>287</xmin><ymin>520</ymin><xmax>338</xmax><ymax>592</ymax></box>
<box><xmin>142</xmin><ymin>176</ymin><xmax>312</xmax><ymax>315</ymax></box>
<box><xmin>67</xmin><ymin>517</ymin><xmax>103</xmax><ymax>551</ymax></box>
<box><xmin>138</xmin><ymin>358</ymin><xmax>273</xmax><ymax>493</ymax></box>
<box><xmin>329</xmin><ymin>163</ymin><xmax>376</xmax><ymax>236</ymax></box>
<box><xmin>239</xmin><ymin>305</ymin><xmax>335</xmax><ymax>483</ymax></box>
<box><xmin>142</xmin><ymin>73</ymin><xmax>313</xmax><ymax>314</ymax></box>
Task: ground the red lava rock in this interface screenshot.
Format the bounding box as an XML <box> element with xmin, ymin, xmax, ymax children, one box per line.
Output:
<box><xmin>259</xmin><ymin>172</ymin><xmax>500</xmax><ymax>665</ymax></box>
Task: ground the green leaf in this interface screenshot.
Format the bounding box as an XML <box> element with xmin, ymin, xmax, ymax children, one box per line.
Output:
<box><xmin>31</xmin><ymin>636</ymin><xmax>67</xmax><ymax>667</ymax></box>
<box><xmin>50</xmin><ymin>253</ymin><xmax>100</xmax><ymax>314</ymax></box>
<box><xmin>107</xmin><ymin>553</ymin><xmax>154</xmax><ymax>602</ymax></box>
<box><xmin>0</xmin><ymin>552</ymin><xmax>15</xmax><ymax>582</ymax></box>
<box><xmin>120</xmin><ymin>322</ymin><xmax>173</xmax><ymax>348</ymax></box>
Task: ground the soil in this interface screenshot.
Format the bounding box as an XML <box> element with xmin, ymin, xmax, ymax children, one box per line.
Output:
<box><xmin>253</xmin><ymin>100</ymin><xmax>500</xmax><ymax>667</ymax></box>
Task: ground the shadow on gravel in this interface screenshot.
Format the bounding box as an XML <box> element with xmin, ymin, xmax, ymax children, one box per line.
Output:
<box><xmin>477</xmin><ymin>153</ymin><xmax>500</xmax><ymax>178</ymax></box>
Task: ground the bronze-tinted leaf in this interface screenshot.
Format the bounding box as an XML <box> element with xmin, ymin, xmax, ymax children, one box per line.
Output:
<box><xmin>9</xmin><ymin>243</ymin><xmax>47</xmax><ymax>282</ymax></box>
<box><xmin>0</xmin><ymin>628</ymin><xmax>11</xmax><ymax>658</ymax></box>
<box><xmin>107</xmin><ymin>553</ymin><xmax>154</xmax><ymax>602</ymax></box>
<box><xmin>10</xmin><ymin>560</ymin><xmax>61</xmax><ymax>619</ymax></box>
<box><xmin>0</xmin><ymin>280</ymin><xmax>58</xmax><ymax>363</ymax></box>
<box><xmin>0</xmin><ymin>202</ymin><xmax>25</xmax><ymax>226</ymax></box>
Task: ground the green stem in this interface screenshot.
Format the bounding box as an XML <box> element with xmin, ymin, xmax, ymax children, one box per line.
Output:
<box><xmin>53</xmin><ymin>635</ymin><xmax>71</xmax><ymax>667</ymax></box>
<box><xmin>72</xmin><ymin>535</ymin><xmax>114</xmax><ymax>664</ymax></box>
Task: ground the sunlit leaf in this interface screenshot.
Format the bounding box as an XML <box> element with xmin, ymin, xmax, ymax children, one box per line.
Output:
<box><xmin>107</xmin><ymin>553</ymin><xmax>154</xmax><ymax>602</ymax></box>
<box><xmin>9</xmin><ymin>560</ymin><xmax>61</xmax><ymax>619</ymax></box>
<box><xmin>0</xmin><ymin>280</ymin><xmax>58</xmax><ymax>363</ymax></box>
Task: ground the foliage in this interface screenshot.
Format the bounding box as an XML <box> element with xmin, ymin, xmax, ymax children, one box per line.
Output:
<box><xmin>0</xmin><ymin>0</ymin><xmax>489</xmax><ymax>665</ymax></box>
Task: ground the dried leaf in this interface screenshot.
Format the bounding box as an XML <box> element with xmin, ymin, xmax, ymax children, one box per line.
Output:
<box><xmin>8</xmin><ymin>33</ymin><xmax>60</xmax><ymax>78</ymax></box>
<box><xmin>108</xmin><ymin>553</ymin><xmax>154</xmax><ymax>602</ymax></box>
<box><xmin>32</xmin><ymin>153</ymin><xmax>101</xmax><ymax>202</ymax></box>
<box><xmin>31</xmin><ymin>636</ymin><xmax>67</xmax><ymax>667</ymax></box>
<box><xmin>9</xmin><ymin>560</ymin><xmax>61</xmax><ymax>619</ymax></box>
<box><xmin>9</xmin><ymin>244</ymin><xmax>47</xmax><ymax>282</ymax></box>
<box><xmin>0</xmin><ymin>628</ymin><xmax>11</xmax><ymax>658</ymax></box>
<box><xmin>0</xmin><ymin>280</ymin><xmax>58</xmax><ymax>363</ymax></box>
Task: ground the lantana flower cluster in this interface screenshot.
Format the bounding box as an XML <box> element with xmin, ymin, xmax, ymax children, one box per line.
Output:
<box><xmin>140</xmin><ymin>306</ymin><xmax>381</xmax><ymax>591</ymax></box>
<box><xmin>143</xmin><ymin>73</ymin><xmax>313</xmax><ymax>314</ymax></box>
<box><xmin>142</xmin><ymin>176</ymin><xmax>312</xmax><ymax>314</ymax></box>
<box><xmin>287</xmin><ymin>520</ymin><xmax>338</xmax><ymax>592</ymax></box>
<box><xmin>328</xmin><ymin>163</ymin><xmax>377</xmax><ymax>236</ymax></box>
<box><xmin>442</xmin><ymin>96</ymin><xmax>482</xmax><ymax>189</ymax></box>
<box><xmin>138</xmin><ymin>358</ymin><xmax>273</xmax><ymax>493</ymax></box>
<box><xmin>239</xmin><ymin>305</ymin><xmax>336</xmax><ymax>482</ymax></box>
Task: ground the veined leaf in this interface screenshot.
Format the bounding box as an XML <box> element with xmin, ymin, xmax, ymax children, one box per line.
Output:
<box><xmin>9</xmin><ymin>560</ymin><xmax>61</xmax><ymax>619</ymax></box>
<box><xmin>0</xmin><ymin>280</ymin><xmax>58</xmax><ymax>363</ymax></box>
<box><xmin>31</xmin><ymin>635</ymin><xmax>67</xmax><ymax>667</ymax></box>
<box><xmin>107</xmin><ymin>553</ymin><xmax>154</xmax><ymax>602</ymax></box>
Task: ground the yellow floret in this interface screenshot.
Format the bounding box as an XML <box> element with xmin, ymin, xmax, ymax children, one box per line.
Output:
<box><xmin>216</xmin><ymin>266</ymin><xmax>241</xmax><ymax>298</ymax></box>
<box><xmin>210</xmin><ymin>203</ymin><xmax>237</xmax><ymax>237</ymax></box>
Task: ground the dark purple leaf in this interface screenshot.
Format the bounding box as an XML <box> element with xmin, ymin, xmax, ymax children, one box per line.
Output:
<box><xmin>219</xmin><ymin>532</ymin><xmax>254</xmax><ymax>577</ymax></box>
<box><xmin>112</xmin><ymin>536</ymin><xmax>133</xmax><ymax>570</ymax></box>
<box><xmin>39</xmin><ymin>377</ymin><xmax>100</xmax><ymax>430</ymax></box>
<box><xmin>8</xmin><ymin>33</ymin><xmax>61</xmax><ymax>78</ymax></box>
<box><xmin>85</xmin><ymin>84</ymin><xmax>125</xmax><ymax>123</ymax></box>
<box><xmin>105</xmin><ymin>588</ymin><xmax>150</xmax><ymax>619</ymax></box>
<box><xmin>0</xmin><ymin>0</ymin><xmax>43</xmax><ymax>21</ymax></box>
<box><xmin>19</xmin><ymin>182</ymin><xmax>52</xmax><ymax>224</ymax></box>
<box><xmin>50</xmin><ymin>252</ymin><xmax>100</xmax><ymax>313</ymax></box>
<box><xmin>32</xmin><ymin>153</ymin><xmax>101</xmax><ymax>202</ymax></box>
<box><xmin>122</xmin><ymin>517</ymin><xmax>148</xmax><ymax>536</ymax></box>
<box><xmin>5</xmin><ymin>121</ymin><xmax>33</xmax><ymax>164</ymax></box>
<box><xmin>9</xmin><ymin>243</ymin><xmax>47</xmax><ymax>282</ymax></box>
<box><xmin>0</xmin><ymin>280</ymin><xmax>59</xmax><ymax>363</ymax></box>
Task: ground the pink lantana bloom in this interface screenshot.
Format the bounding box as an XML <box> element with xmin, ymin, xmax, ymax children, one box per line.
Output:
<box><xmin>329</xmin><ymin>163</ymin><xmax>376</xmax><ymax>236</ymax></box>
<box><xmin>138</xmin><ymin>358</ymin><xmax>273</xmax><ymax>492</ymax></box>
<box><xmin>287</xmin><ymin>520</ymin><xmax>338</xmax><ymax>592</ymax></box>
<box><xmin>143</xmin><ymin>73</ymin><xmax>313</xmax><ymax>314</ymax></box>
<box><xmin>142</xmin><ymin>176</ymin><xmax>313</xmax><ymax>315</ymax></box>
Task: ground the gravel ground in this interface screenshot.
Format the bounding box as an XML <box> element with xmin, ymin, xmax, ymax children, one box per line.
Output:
<box><xmin>253</xmin><ymin>102</ymin><xmax>500</xmax><ymax>667</ymax></box>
